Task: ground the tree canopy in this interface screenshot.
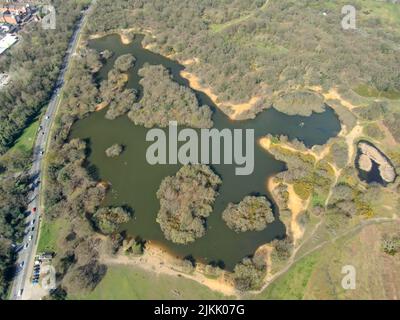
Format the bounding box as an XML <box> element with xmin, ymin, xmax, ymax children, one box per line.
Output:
<box><xmin>156</xmin><ymin>165</ymin><xmax>221</xmax><ymax>244</ymax></box>
<box><xmin>222</xmin><ymin>196</ymin><xmax>274</xmax><ymax>233</ymax></box>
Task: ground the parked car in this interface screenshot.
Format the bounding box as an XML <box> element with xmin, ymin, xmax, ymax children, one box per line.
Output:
<box><xmin>18</xmin><ymin>289</ymin><xmax>23</xmax><ymax>297</ymax></box>
<box><xmin>28</xmin><ymin>235</ymin><xmax>32</xmax><ymax>242</ymax></box>
<box><xmin>32</xmin><ymin>207</ymin><xmax>37</xmax><ymax>214</ymax></box>
<box><xmin>19</xmin><ymin>261</ymin><xmax>24</xmax><ymax>268</ymax></box>
<box><xmin>24</xmin><ymin>242</ymin><xmax>29</xmax><ymax>249</ymax></box>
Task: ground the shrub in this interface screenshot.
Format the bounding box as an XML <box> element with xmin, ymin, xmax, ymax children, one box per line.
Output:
<box><xmin>92</xmin><ymin>207</ymin><xmax>132</xmax><ymax>234</ymax></box>
<box><xmin>105</xmin><ymin>144</ymin><xmax>124</xmax><ymax>157</ymax></box>
<box><xmin>222</xmin><ymin>196</ymin><xmax>274</xmax><ymax>233</ymax></box>
<box><xmin>114</xmin><ymin>53</ymin><xmax>136</xmax><ymax>72</ymax></box>
<box><xmin>232</xmin><ymin>257</ymin><xmax>266</xmax><ymax>291</ymax></box>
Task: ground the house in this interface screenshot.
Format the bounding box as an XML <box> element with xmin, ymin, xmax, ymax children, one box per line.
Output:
<box><xmin>0</xmin><ymin>3</ymin><xmax>32</xmax><ymax>25</ymax></box>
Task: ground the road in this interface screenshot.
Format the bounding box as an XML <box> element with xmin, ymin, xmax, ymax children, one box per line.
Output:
<box><xmin>10</xmin><ymin>3</ymin><xmax>94</xmax><ymax>300</ymax></box>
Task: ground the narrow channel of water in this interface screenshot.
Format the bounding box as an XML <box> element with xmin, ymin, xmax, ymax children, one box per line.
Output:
<box><xmin>71</xmin><ymin>34</ymin><xmax>341</xmax><ymax>269</ymax></box>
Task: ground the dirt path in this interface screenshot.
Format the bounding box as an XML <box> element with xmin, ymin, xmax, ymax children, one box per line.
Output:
<box><xmin>101</xmin><ymin>243</ymin><xmax>238</xmax><ymax>298</ymax></box>
<box><xmin>254</xmin><ymin>216</ymin><xmax>400</xmax><ymax>295</ymax></box>
<box><xmin>341</xmin><ymin>124</ymin><xmax>363</xmax><ymax>165</ymax></box>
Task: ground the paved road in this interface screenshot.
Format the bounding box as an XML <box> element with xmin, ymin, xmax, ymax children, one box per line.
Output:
<box><xmin>10</xmin><ymin>4</ymin><xmax>94</xmax><ymax>300</ymax></box>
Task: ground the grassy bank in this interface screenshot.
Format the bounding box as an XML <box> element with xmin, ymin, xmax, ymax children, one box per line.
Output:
<box><xmin>70</xmin><ymin>265</ymin><xmax>229</xmax><ymax>300</ymax></box>
<box><xmin>8</xmin><ymin>117</ymin><xmax>40</xmax><ymax>154</ymax></box>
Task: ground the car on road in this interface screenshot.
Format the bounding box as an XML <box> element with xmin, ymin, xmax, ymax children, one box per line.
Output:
<box><xmin>31</xmin><ymin>226</ymin><xmax>35</xmax><ymax>232</ymax></box>
<box><xmin>18</xmin><ymin>289</ymin><xmax>23</xmax><ymax>297</ymax></box>
<box><xmin>45</xmin><ymin>115</ymin><xmax>50</xmax><ymax>120</ymax></box>
<box><xmin>19</xmin><ymin>261</ymin><xmax>24</xmax><ymax>268</ymax></box>
<box><xmin>13</xmin><ymin>244</ymin><xmax>24</xmax><ymax>253</ymax></box>
<box><xmin>30</xmin><ymin>219</ymin><xmax>35</xmax><ymax>226</ymax></box>
<box><xmin>28</xmin><ymin>235</ymin><xmax>32</xmax><ymax>242</ymax></box>
<box><xmin>32</xmin><ymin>207</ymin><xmax>37</xmax><ymax>214</ymax></box>
<box><xmin>24</xmin><ymin>242</ymin><xmax>29</xmax><ymax>249</ymax></box>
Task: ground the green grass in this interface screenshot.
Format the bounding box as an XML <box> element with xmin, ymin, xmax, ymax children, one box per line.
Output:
<box><xmin>255</xmin><ymin>252</ymin><xmax>319</xmax><ymax>300</ymax></box>
<box><xmin>70</xmin><ymin>265</ymin><xmax>231</xmax><ymax>300</ymax></box>
<box><xmin>37</xmin><ymin>218</ymin><xmax>65</xmax><ymax>253</ymax></box>
<box><xmin>9</xmin><ymin>118</ymin><xmax>40</xmax><ymax>153</ymax></box>
<box><xmin>311</xmin><ymin>193</ymin><xmax>325</xmax><ymax>207</ymax></box>
<box><xmin>210</xmin><ymin>14</ymin><xmax>252</xmax><ymax>33</ymax></box>
<box><xmin>353</xmin><ymin>84</ymin><xmax>400</xmax><ymax>100</ymax></box>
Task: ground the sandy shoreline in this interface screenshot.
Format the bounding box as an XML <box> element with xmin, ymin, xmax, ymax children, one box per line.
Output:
<box><xmin>86</xmin><ymin>32</ymin><xmax>372</xmax><ymax>296</ymax></box>
<box><xmin>180</xmin><ymin>69</ymin><xmax>262</xmax><ymax>120</ymax></box>
<box><xmin>101</xmin><ymin>241</ymin><xmax>238</xmax><ymax>297</ymax></box>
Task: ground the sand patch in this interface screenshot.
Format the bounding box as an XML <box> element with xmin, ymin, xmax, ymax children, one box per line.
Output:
<box><xmin>95</xmin><ymin>101</ymin><xmax>108</xmax><ymax>112</ymax></box>
<box><xmin>181</xmin><ymin>58</ymin><xmax>199</xmax><ymax>66</ymax></box>
<box><xmin>180</xmin><ymin>70</ymin><xmax>261</xmax><ymax>120</ymax></box>
<box><xmin>286</xmin><ymin>184</ymin><xmax>309</xmax><ymax>246</ymax></box>
<box><xmin>310</xmin><ymin>86</ymin><xmax>358</xmax><ymax>110</ymax></box>
<box><xmin>101</xmin><ymin>242</ymin><xmax>237</xmax><ymax>297</ymax></box>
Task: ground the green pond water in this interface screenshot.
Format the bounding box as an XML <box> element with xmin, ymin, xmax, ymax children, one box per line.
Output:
<box><xmin>71</xmin><ymin>34</ymin><xmax>341</xmax><ymax>269</ymax></box>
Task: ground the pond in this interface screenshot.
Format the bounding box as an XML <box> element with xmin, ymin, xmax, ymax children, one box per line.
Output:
<box><xmin>71</xmin><ymin>34</ymin><xmax>341</xmax><ymax>269</ymax></box>
<box><xmin>355</xmin><ymin>140</ymin><xmax>396</xmax><ymax>187</ymax></box>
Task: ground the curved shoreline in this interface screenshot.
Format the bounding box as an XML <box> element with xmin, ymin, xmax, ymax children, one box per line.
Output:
<box><xmin>81</xmin><ymin>32</ymin><xmax>346</xmax><ymax>296</ymax></box>
<box><xmin>101</xmin><ymin>241</ymin><xmax>238</xmax><ymax>297</ymax></box>
<box><xmin>356</xmin><ymin>140</ymin><xmax>397</xmax><ymax>184</ymax></box>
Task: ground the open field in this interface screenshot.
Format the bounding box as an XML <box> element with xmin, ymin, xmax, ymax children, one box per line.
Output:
<box><xmin>70</xmin><ymin>265</ymin><xmax>231</xmax><ymax>300</ymax></box>
<box><xmin>37</xmin><ymin>218</ymin><xmax>66</xmax><ymax>253</ymax></box>
<box><xmin>255</xmin><ymin>221</ymin><xmax>400</xmax><ymax>300</ymax></box>
<box><xmin>8</xmin><ymin>118</ymin><xmax>40</xmax><ymax>154</ymax></box>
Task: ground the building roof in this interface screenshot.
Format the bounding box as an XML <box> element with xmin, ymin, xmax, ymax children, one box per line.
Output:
<box><xmin>0</xmin><ymin>33</ymin><xmax>18</xmax><ymax>55</ymax></box>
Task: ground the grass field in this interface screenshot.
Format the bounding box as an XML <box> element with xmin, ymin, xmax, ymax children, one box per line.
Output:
<box><xmin>256</xmin><ymin>252</ymin><xmax>320</xmax><ymax>300</ymax></box>
<box><xmin>353</xmin><ymin>84</ymin><xmax>400</xmax><ymax>100</ymax></box>
<box><xmin>37</xmin><ymin>218</ymin><xmax>66</xmax><ymax>253</ymax></box>
<box><xmin>9</xmin><ymin>118</ymin><xmax>40</xmax><ymax>154</ymax></box>
<box><xmin>70</xmin><ymin>265</ymin><xmax>231</xmax><ymax>300</ymax></box>
<box><xmin>255</xmin><ymin>221</ymin><xmax>400</xmax><ymax>300</ymax></box>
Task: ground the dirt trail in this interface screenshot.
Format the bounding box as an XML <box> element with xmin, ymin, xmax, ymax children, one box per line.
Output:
<box><xmin>254</xmin><ymin>216</ymin><xmax>399</xmax><ymax>295</ymax></box>
<box><xmin>101</xmin><ymin>243</ymin><xmax>237</xmax><ymax>297</ymax></box>
<box><xmin>341</xmin><ymin>124</ymin><xmax>363</xmax><ymax>165</ymax></box>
